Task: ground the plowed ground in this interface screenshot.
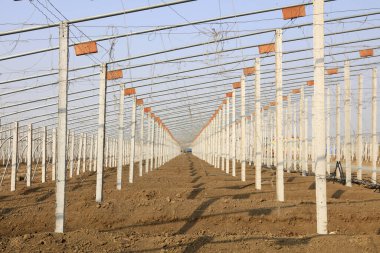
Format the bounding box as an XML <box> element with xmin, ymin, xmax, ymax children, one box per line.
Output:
<box><xmin>0</xmin><ymin>154</ymin><xmax>379</xmax><ymax>252</ymax></box>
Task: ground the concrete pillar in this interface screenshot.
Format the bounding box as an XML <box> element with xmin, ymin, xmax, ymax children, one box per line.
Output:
<box><xmin>11</xmin><ymin>122</ymin><xmax>18</xmax><ymax>191</ymax></box>
<box><xmin>69</xmin><ymin>133</ymin><xmax>74</xmax><ymax>178</ymax></box>
<box><xmin>89</xmin><ymin>135</ymin><xmax>94</xmax><ymax>171</ymax></box>
<box><xmin>221</xmin><ymin>103</ymin><xmax>225</xmax><ymax>171</ymax></box>
<box><xmin>270</xmin><ymin>110</ymin><xmax>274</xmax><ymax>167</ymax></box>
<box><xmin>255</xmin><ymin>57</ymin><xmax>262</xmax><ymax>190</ymax></box>
<box><xmin>150</xmin><ymin>114</ymin><xmax>155</xmax><ymax>171</ymax></box>
<box><xmin>232</xmin><ymin>90</ymin><xmax>236</xmax><ymax>176</ymax></box>
<box><xmin>371</xmin><ymin>68</ymin><xmax>377</xmax><ymax>183</ymax></box>
<box><xmin>357</xmin><ymin>74</ymin><xmax>363</xmax><ymax>180</ymax></box>
<box><xmin>303</xmin><ymin>96</ymin><xmax>309</xmax><ymax>176</ymax></box>
<box><xmin>226</xmin><ymin>97</ymin><xmax>230</xmax><ymax>174</ymax></box>
<box><xmin>336</xmin><ymin>85</ymin><xmax>341</xmax><ymax>163</ymax></box>
<box><xmin>249</xmin><ymin>114</ymin><xmax>254</xmax><ymax>166</ymax></box>
<box><xmin>104</xmin><ymin>138</ymin><xmax>109</xmax><ymax>168</ymax></box>
<box><xmin>55</xmin><ymin>22</ymin><xmax>69</xmax><ymax>233</ymax></box>
<box><xmin>344</xmin><ymin>60</ymin><xmax>352</xmax><ymax>187</ymax></box>
<box><xmin>313</xmin><ymin>0</ymin><xmax>328</xmax><ymax>234</ymax></box>
<box><xmin>146</xmin><ymin>110</ymin><xmax>150</xmax><ymax>173</ymax></box>
<box><xmin>139</xmin><ymin>106</ymin><xmax>144</xmax><ymax>176</ymax></box>
<box><xmin>241</xmin><ymin>75</ymin><xmax>246</xmax><ymax>182</ymax></box>
<box><xmin>292</xmin><ymin>102</ymin><xmax>297</xmax><ymax>170</ymax></box>
<box><xmin>300</xmin><ymin>88</ymin><xmax>305</xmax><ymax>174</ymax></box>
<box><xmin>26</xmin><ymin>124</ymin><xmax>32</xmax><ymax>187</ymax></box>
<box><xmin>287</xmin><ymin>95</ymin><xmax>292</xmax><ymax>172</ymax></box>
<box><xmin>82</xmin><ymin>134</ymin><xmax>87</xmax><ymax>173</ymax></box>
<box><xmin>275</xmin><ymin>29</ymin><xmax>284</xmax><ymax>201</ymax></box>
<box><xmin>52</xmin><ymin>128</ymin><xmax>57</xmax><ymax>181</ymax></box>
<box><xmin>95</xmin><ymin>63</ymin><xmax>107</xmax><ymax>203</ymax></box>
<box><xmin>117</xmin><ymin>85</ymin><xmax>124</xmax><ymax>190</ymax></box>
<box><xmin>77</xmin><ymin>133</ymin><xmax>83</xmax><ymax>176</ymax></box>
<box><xmin>129</xmin><ymin>96</ymin><xmax>136</xmax><ymax>182</ymax></box>
<box><xmin>326</xmin><ymin>88</ymin><xmax>331</xmax><ymax>174</ymax></box>
<box><xmin>42</xmin><ymin>126</ymin><xmax>46</xmax><ymax>183</ymax></box>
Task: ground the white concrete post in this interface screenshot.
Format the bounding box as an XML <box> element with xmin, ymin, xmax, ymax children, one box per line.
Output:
<box><xmin>241</xmin><ymin>75</ymin><xmax>246</xmax><ymax>181</ymax></box>
<box><xmin>205</xmin><ymin>126</ymin><xmax>209</xmax><ymax>164</ymax></box>
<box><xmin>270</xmin><ymin>109</ymin><xmax>274</xmax><ymax>167</ymax></box>
<box><xmin>26</xmin><ymin>124</ymin><xmax>32</xmax><ymax>187</ymax></box>
<box><xmin>89</xmin><ymin>135</ymin><xmax>93</xmax><ymax>171</ymax></box>
<box><xmin>95</xmin><ymin>63</ymin><xmax>107</xmax><ymax>203</ymax></box>
<box><xmin>249</xmin><ymin>115</ymin><xmax>254</xmax><ymax>166</ymax></box>
<box><xmin>275</xmin><ymin>29</ymin><xmax>284</xmax><ymax>202</ymax></box>
<box><xmin>146</xmin><ymin>111</ymin><xmax>150</xmax><ymax>173</ymax></box>
<box><xmin>42</xmin><ymin>126</ymin><xmax>46</xmax><ymax>183</ymax></box>
<box><xmin>287</xmin><ymin>95</ymin><xmax>292</xmax><ymax>172</ymax></box>
<box><xmin>69</xmin><ymin>133</ymin><xmax>74</xmax><ymax>178</ymax></box>
<box><xmin>215</xmin><ymin>113</ymin><xmax>218</xmax><ymax>167</ymax></box>
<box><xmin>110</xmin><ymin>138</ymin><xmax>113</xmax><ymax>167</ymax></box>
<box><xmin>297</xmin><ymin>102</ymin><xmax>301</xmax><ymax>171</ymax></box>
<box><xmin>283</xmin><ymin>106</ymin><xmax>288</xmax><ymax>170</ymax></box>
<box><xmin>109</xmin><ymin>138</ymin><xmax>112</xmax><ymax>167</ymax></box>
<box><xmin>104</xmin><ymin>138</ymin><xmax>109</xmax><ymax>168</ymax></box>
<box><xmin>336</xmin><ymin>85</ymin><xmax>341</xmax><ymax>163</ymax></box>
<box><xmin>113</xmin><ymin>139</ymin><xmax>117</xmax><ymax>167</ymax></box>
<box><xmin>305</xmin><ymin>97</ymin><xmax>309</xmax><ymax>175</ymax></box>
<box><xmin>357</xmin><ymin>74</ymin><xmax>363</xmax><ymax>180</ymax></box>
<box><xmin>303</xmin><ymin>95</ymin><xmax>309</xmax><ymax>176</ymax></box>
<box><xmin>139</xmin><ymin>106</ymin><xmax>144</xmax><ymax>176</ymax></box>
<box><xmin>300</xmin><ymin>88</ymin><xmax>305</xmax><ymax>173</ymax></box>
<box><xmin>0</xmin><ymin>125</ymin><xmax>3</xmax><ymax>166</ymax></box>
<box><xmin>159</xmin><ymin>124</ymin><xmax>164</xmax><ymax>166</ymax></box>
<box><xmin>157</xmin><ymin>123</ymin><xmax>161</xmax><ymax>167</ymax></box>
<box><xmin>215</xmin><ymin>115</ymin><xmax>218</xmax><ymax>167</ymax></box>
<box><xmin>326</xmin><ymin>88</ymin><xmax>331</xmax><ymax>174</ymax></box>
<box><xmin>344</xmin><ymin>60</ymin><xmax>352</xmax><ymax>187</ymax></box>
<box><xmin>212</xmin><ymin>116</ymin><xmax>216</xmax><ymax>166</ymax></box>
<box><xmin>77</xmin><ymin>133</ymin><xmax>83</xmax><ymax>176</ymax></box>
<box><xmin>156</xmin><ymin>125</ymin><xmax>161</xmax><ymax>169</ymax></box>
<box><xmin>371</xmin><ymin>68</ymin><xmax>377</xmax><ymax>183</ymax></box>
<box><xmin>232</xmin><ymin>90</ymin><xmax>236</xmax><ymax>176</ymax></box>
<box><xmin>313</xmin><ymin>0</ymin><xmax>328</xmax><ymax>234</ymax></box>
<box><xmin>226</xmin><ymin>97</ymin><xmax>230</xmax><ymax>174</ymax></box>
<box><xmin>292</xmin><ymin>102</ymin><xmax>297</xmax><ymax>170</ymax></box>
<box><xmin>216</xmin><ymin>110</ymin><xmax>221</xmax><ymax>169</ymax></box>
<box><xmin>150</xmin><ymin>114</ymin><xmax>155</xmax><ymax>171</ymax></box>
<box><xmin>311</xmin><ymin>96</ymin><xmax>316</xmax><ymax>173</ymax></box>
<box><xmin>221</xmin><ymin>103</ymin><xmax>226</xmax><ymax>171</ymax></box>
<box><xmin>52</xmin><ymin>128</ymin><xmax>57</xmax><ymax>181</ymax></box>
<box><xmin>154</xmin><ymin>121</ymin><xmax>158</xmax><ymax>169</ymax></box>
<box><xmin>82</xmin><ymin>134</ymin><xmax>87</xmax><ymax>172</ymax></box>
<box><xmin>11</xmin><ymin>122</ymin><xmax>18</xmax><ymax>191</ymax></box>
<box><xmin>94</xmin><ymin>137</ymin><xmax>98</xmax><ymax>171</ymax></box>
<box><xmin>262</xmin><ymin>111</ymin><xmax>266</xmax><ymax>166</ymax></box>
<box><xmin>129</xmin><ymin>96</ymin><xmax>137</xmax><ymax>183</ymax></box>
<box><xmin>266</xmin><ymin>111</ymin><xmax>270</xmax><ymax>167</ymax></box>
<box><xmin>157</xmin><ymin>122</ymin><xmax>161</xmax><ymax>167</ymax></box>
<box><xmin>117</xmin><ymin>85</ymin><xmax>124</xmax><ymax>190</ymax></box>
<box><xmin>55</xmin><ymin>22</ymin><xmax>69</xmax><ymax>233</ymax></box>
<box><xmin>255</xmin><ymin>57</ymin><xmax>262</xmax><ymax>190</ymax></box>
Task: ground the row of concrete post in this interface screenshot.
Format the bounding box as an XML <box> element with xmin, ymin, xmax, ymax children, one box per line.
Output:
<box><xmin>192</xmin><ymin>0</ymin><xmax>378</xmax><ymax>235</ymax></box>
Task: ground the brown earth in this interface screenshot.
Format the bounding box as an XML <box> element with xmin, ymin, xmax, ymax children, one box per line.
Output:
<box><xmin>0</xmin><ymin>154</ymin><xmax>380</xmax><ymax>252</ymax></box>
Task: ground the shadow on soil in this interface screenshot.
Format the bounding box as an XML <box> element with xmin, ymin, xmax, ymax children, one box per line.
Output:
<box><xmin>331</xmin><ymin>189</ymin><xmax>345</xmax><ymax>199</ymax></box>
<box><xmin>133</xmin><ymin>234</ymin><xmax>315</xmax><ymax>252</ymax></box>
<box><xmin>177</xmin><ymin>198</ymin><xmax>218</xmax><ymax>234</ymax></box>
<box><xmin>183</xmin><ymin>235</ymin><xmax>213</xmax><ymax>253</ymax></box>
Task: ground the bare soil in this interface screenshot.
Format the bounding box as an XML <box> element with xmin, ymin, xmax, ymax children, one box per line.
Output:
<box><xmin>0</xmin><ymin>154</ymin><xmax>380</xmax><ymax>252</ymax></box>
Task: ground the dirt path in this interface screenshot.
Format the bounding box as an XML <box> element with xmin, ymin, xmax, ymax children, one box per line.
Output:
<box><xmin>0</xmin><ymin>154</ymin><xmax>380</xmax><ymax>252</ymax></box>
